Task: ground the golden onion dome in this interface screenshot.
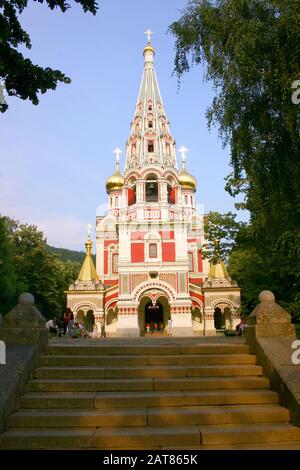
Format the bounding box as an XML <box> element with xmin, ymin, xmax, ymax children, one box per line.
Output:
<box><xmin>105</xmin><ymin>165</ymin><xmax>124</xmax><ymax>193</ymax></box>
<box><xmin>179</xmin><ymin>164</ymin><xmax>197</xmax><ymax>192</ymax></box>
<box><xmin>143</xmin><ymin>44</ymin><xmax>155</xmax><ymax>55</ymax></box>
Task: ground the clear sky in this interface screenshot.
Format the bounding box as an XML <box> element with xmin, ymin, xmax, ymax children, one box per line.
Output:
<box><xmin>0</xmin><ymin>0</ymin><xmax>246</xmax><ymax>250</ymax></box>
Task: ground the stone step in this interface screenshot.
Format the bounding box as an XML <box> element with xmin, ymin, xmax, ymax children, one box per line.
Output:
<box><xmin>39</xmin><ymin>353</ymin><xmax>256</xmax><ymax>367</ymax></box>
<box><xmin>20</xmin><ymin>389</ymin><xmax>278</xmax><ymax>409</ymax></box>
<box><xmin>153</xmin><ymin>376</ymin><xmax>269</xmax><ymax>391</ymax></box>
<box><xmin>147</xmin><ymin>404</ymin><xmax>290</xmax><ymax>426</ymax></box>
<box><xmin>0</xmin><ymin>425</ymin><xmax>201</xmax><ymax>449</ymax></box>
<box><xmin>21</xmin><ymin>392</ymin><xmax>96</xmax><ymax>409</ymax></box>
<box><xmin>26</xmin><ymin>376</ymin><xmax>270</xmax><ymax>393</ymax></box>
<box><xmin>164</xmin><ymin>442</ymin><xmax>300</xmax><ymax>450</ymax></box>
<box><xmin>148</xmin><ymin>354</ymin><xmax>256</xmax><ymax>366</ymax></box>
<box><xmin>33</xmin><ymin>364</ymin><xmax>263</xmax><ymax>379</ymax></box>
<box><xmin>26</xmin><ymin>378</ymin><xmax>154</xmax><ymax>393</ymax></box>
<box><xmin>0</xmin><ymin>428</ymin><xmax>95</xmax><ymax>449</ymax></box>
<box><xmin>8</xmin><ymin>405</ymin><xmax>289</xmax><ymax>428</ymax></box>
<box><xmin>198</xmin><ymin>422</ymin><xmax>300</xmax><ymax>446</ymax></box>
<box><xmin>8</xmin><ymin>408</ymin><xmax>147</xmax><ymax>427</ymax></box>
<box><xmin>45</xmin><ymin>344</ymin><xmax>249</xmax><ymax>356</ymax></box>
<box><xmin>2</xmin><ymin>422</ymin><xmax>300</xmax><ymax>449</ymax></box>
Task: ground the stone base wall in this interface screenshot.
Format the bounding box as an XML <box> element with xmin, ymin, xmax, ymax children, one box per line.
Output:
<box><xmin>0</xmin><ymin>344</ymin><xmax>40</xmax><ymax>433</ymax></box>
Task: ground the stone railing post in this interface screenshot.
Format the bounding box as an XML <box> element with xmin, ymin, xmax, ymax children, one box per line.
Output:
<box><xmin>0</xmin><ymin>293</ymin><xmax>48</xmax><ymax>347</ymax></box>
<box><xmin>245</xmin><ymin>290</ymin><xmax>295</xmax><ymax>352</ymax></box>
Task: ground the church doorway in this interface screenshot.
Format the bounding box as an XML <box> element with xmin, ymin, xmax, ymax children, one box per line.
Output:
<box><xmin>145</xmin><ymin>301</ymin><xmax>164</xmax><ymax>334</ymax></box>
<box><xmin>85</xmin><ymin>310</ymin><xmax>95</xmax><ymax>332</ymax></box>
<box><xmin>138</xmin><ymin>294</ymin><xmax>170</xmax><ymax>335</ymax></box>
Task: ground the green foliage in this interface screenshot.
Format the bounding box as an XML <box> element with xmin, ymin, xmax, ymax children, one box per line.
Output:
<box><xmin>0</xmin><ymin>217</ymin><xmax>80</xmax><ymax>319</ymax></box>
<box><xmin>0</xmin><ymin>216</ymin><xmax>18</xmax><ymax>312</ymax></box>
<box><xmin>46</xmin><ymin>244</ymin><xmax>95</xmax><ymax>265</ymax></box>
<box><xmin>170</xmin><ymin>0</ymin><xmax>300</xmax><ymax>236</ymax></box>
<box><xmin>204</xmin><ymin>211</ymin><xmax>244</xmax><ymax>260</ymax></box>
<box><xmin>46</xmin><ymin>245</ymin><xmax>86</xmax><ymax>264</ymax></box>
<box><xmin>170</xmin><ymin>1</ymin><xmax>300</xmax><ymax>319</ymax></box>
<box><xmin>0</xmin><ymin>0</ymin><xmax>99</xmax><ymax>112</ymax></box>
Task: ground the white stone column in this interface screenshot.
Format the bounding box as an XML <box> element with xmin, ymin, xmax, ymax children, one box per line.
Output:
<box><xmin>136</xmin><ymin>182</ymin><xmax>144</xmax><ymax>203</ymax></box>
<box><xmin>96</xmin><ymin>238</ymin><xmax>104</xmax><ymax>277</ymax></box>
<box><xmin>119</xmin><ymin>226</ymin><xmax>131</xmax><ymax>262</ymax></box>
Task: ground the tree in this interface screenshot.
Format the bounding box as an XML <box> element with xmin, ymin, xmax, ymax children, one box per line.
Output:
<box><xmin>0</xmin><ymin>215</ymin><xmax>17</xmax><ymax>312</ymax></box>
<box><xmin>10</xmin><ymin>222</ymin><xmax>79</xmax><ymax>319</ymax></box>
<box><xmin>204</xmin><ymin>211</ymin><xmax>244</xmax><ymax>261</ymax></box>
<box><xmin>170</xmin><ymin>1</ymin><xmax>300</xmax><ymax>315</ymax></box>
<box><xmin>0</xmin><ymin>0</ymin><xmax>99</xmax><ymax>112</ymax></box>
<box><xmin>170</xmin><ymin>0</ymin><xmax>300</xmax><ymax>236</ymax></box>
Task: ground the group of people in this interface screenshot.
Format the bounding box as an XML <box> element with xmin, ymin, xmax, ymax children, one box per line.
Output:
<box><xmin>145</xmin><ymin>318</ymin><xmax>173</xmax><ymax>336</ymax></box>
<box><xmin>45</xmin><ymin>308</ymin><xmax>107</xmax><ymax>339</ymax></box>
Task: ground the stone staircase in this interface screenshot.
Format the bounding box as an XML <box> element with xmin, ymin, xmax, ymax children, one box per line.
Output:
<box><xmin>1</xmin><ymin>338</ymin><xmax>300</xmax><ymax>449</ymax></box>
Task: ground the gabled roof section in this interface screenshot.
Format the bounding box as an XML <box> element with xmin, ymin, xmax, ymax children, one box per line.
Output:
<box><xmin>78</xmin><ymin>237</ymin><xmax>98</xmax><ymax>282</ymax></box>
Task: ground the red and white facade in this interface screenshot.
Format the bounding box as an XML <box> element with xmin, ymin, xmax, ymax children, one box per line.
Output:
<box><xmin>67</xmin><ymin>37</ymin><xmax>241</xmax><ymax>336</ymax></box>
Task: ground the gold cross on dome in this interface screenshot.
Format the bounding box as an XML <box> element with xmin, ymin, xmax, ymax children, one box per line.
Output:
<box><xmin>144</xmin><ymin>29</ymin><xmax>154</xmax><ymax>44</ymax></box>
<box><xmin>179</xmin><ymin>146</ymin><xmax>189</xmax><ymax>163</ymax></box>
<box><xmin>87</xmin><ymin>224</ymin><xmax>93</xmax><ymax>238</ymax></box>
<box><xmin>113</xmin><ymin>147</ymin><xmax>123</xmax><ymax>163</ymax></box>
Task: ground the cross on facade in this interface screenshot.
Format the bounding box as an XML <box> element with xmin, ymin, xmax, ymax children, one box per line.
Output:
<box><xmin>144</xmin><ymin>29</ymin><xmax>153</xmax><ymax>44</ymax></box>
<box><xmin>179</xmin><ymin>146</ymin><xmax>189</xmax><ymax>163</ymax></box>
<box><xmin>113</xmin><ymin>147</ymin><xmax>123</xmax><ymax>163</ymax></box>
<box><xmin>87</xmin><ymin>224</ymin><xmax>93</xmax><ymax>238</ymax></box>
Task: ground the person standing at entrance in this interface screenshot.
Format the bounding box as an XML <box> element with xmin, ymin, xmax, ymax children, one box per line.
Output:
<box><xmin>63</xmin><ymin>308</ymin><xmax>71</xmax><ymax>335</ymax></box>
<box><xmin>67</xmin><ymin>310</ymin><xmax>74</xmax><ymax>337</ymax></box>
<box><xmin>167</xmin><ymin>318</ymin><xmax>173</xmax><ymax>336</ymax></box>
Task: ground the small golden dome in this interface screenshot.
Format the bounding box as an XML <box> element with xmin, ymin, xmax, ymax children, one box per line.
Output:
<box><xmin>105</xmin><ymin>166</ymin><xmax>124</xmax><ymax>193</ymax></box>
<box><xmin>179</xmin><ymin>165</ymin><xmax>197</xmax><ymax>191</ymax></box>
<box><xmin>143</xmin><ymin>44</ymin><xmax>155</xmax><ymax>55</ymax></box>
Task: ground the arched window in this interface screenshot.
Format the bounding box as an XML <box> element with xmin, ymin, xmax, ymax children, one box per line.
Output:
<box><xmin>128</xmin><ymin>186</ymin><xmax>136</xmax><ymax>206</ymax></box>
<box><xmin>168</xmin><ymin>185</ymin><xmax>176</xmax><ymax>204</ymax></box>
<box><xmin>185</xmin><ymin>195</ymin><xmax>188</xmax><ymax>205</ymax></box>
<box><xmin>145</xmin><ymin>231</ymin><xmax>161</xmax><ymax>262</ymax></box>
<box><xmin>166</xmin><ymin>143</ymin><xmax>171</xmax><ymax>155</ymax></box>
<box><xmin>131</xmin><ymin>143</ymin><xmax>136</xmax><ymax>156</ymax></box>
<box><xmin>146</xmin><ymin>175</ymin><xmax>158</xmax><ymax>202</ymax></box>
<box><xmin>148</xmin><ymin>141</ymin><xmax>154</xmax><ymax>153</ymax></box>
<box><xmin>135</xmin><ymin>123</ymin><xmax>139</xmax><ymax>132</ymax></box>
<box><xmin>148</xmin><ymin>121</ymin><xmax>153</xmax><ymax>128</ymax></box>
<box><xmin>148</xmin><ymin>104</ymin><xmax>152</xmax><ymax>111</ymax></box>
<box><xmin>149</xmin><ymin>243</ymin><xmax>157</xmax><ymax>258</ymax></box>
<box><xmin>115</xmin><ymin>196</ymin><xmax>119</xmax><ymax>206</ymax></box>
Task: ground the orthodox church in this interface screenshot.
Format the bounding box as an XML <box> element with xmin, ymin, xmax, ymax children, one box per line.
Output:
<box><xmin>66</xmin><ymin>33</ymin><xmax>241</xmax><ymax>336</ymax></box>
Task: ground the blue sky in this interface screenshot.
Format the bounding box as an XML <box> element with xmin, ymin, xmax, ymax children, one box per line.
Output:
<box><xmin>0</xmin><ymin>0</ymin><xmax>245</xmax><ymax>250</ymax></box>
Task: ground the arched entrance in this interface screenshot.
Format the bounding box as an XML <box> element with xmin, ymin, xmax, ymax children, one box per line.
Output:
<box><xmin>86</xmin><ymin>310</ymin><xmax>95</xmax><ymax>332</ymax></box>
<box><xmin>213</xmin><ymin>302</ymin><xmax>234</xmax><ymax>331</ymax></box>
<box><xmin>145</xmin><ymin>301</ymin><xmax>164</xmax><ymax>333</ymax></box>
<box><xmin>138</xmin><ymin>294</ymin><xmax>170</xmax><ymax>336</ymax></box>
